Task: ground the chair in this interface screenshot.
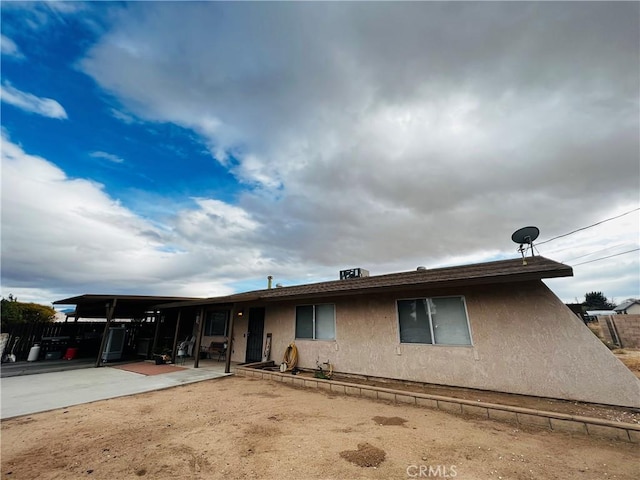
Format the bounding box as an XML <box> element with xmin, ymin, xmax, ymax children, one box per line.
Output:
<box><xmin>176</xmin><ymin>339</ymin><xmax>189</xmax><ymax>365</ymax></box>
<box><xmin>206</xmin><ymin>340</ymin><xmax>227</xmax><ymax>361</ymax></box>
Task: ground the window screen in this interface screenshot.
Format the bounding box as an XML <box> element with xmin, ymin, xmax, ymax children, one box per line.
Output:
<box><xmin>398</xmin><ymin>299</ymin><xmax>432</xmax><ymax>344</ymax></box>
<box><xmin>295</xmin><ymin>304</ymin><xmax>335</xmax><ymax>340</ymax></box>
<box><xmin>295</xmin><ymin>305</ymin><xmax>314</xmax><ymax>339</ymax></box>
<box><xmin>430</xmin><ymin>297</ymin><xmax>471</xmax><ymax>345</ymax></box>
<box><xmin>397</xmin><ymin>296</ymin><xmax>471</xmax><ymax>345</ymax></box>
<box><xmin>315</xmin><ymin>304</ymin><xmax>336</xmax><ymax>340</ymax></box>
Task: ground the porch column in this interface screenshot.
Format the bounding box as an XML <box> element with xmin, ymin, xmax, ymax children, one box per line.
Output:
<box><xmin>151</xmin><ymin>310</ymin><xmax>162</xmax><ymax>355</ymax></box>
<box><xmin>224</xmin><ymin>304</ymin><xmax>236</xmax><ymax>374</ymax></box>
<box><xmin>171</xmin><ymin>310</ymin><xmax>182</xmax><ymax>362</ymax></box>
<box><xmin>193</xmin><ymin>307</ymin><xmax>205</xmax><ymax>368</ymax></box>
<box><xmin>95</xmin><ymin>299</ymin><xmax>117</xmax><ymax>367</ymax></box>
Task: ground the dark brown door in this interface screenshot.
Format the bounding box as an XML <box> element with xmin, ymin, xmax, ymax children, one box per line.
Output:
<box><xmin>245</xmin><ymin>307</ymin><xmax>265</xmax><ymax>363</ymax></box>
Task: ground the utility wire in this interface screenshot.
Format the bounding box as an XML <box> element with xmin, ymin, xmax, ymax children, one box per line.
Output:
<box><xmin>536</xmin><ymin>207</ymin><xmax>639</xmax><ymax>246</ymax></box>
<box><xmin>562</xmin><ymin>243</ymin><xmax>628</xmax><ymax>263</ymax></box>
<box><xmin>571</xmin><ymin>248</ymin><xmax>639</xmax><ymax>266</ymax></box>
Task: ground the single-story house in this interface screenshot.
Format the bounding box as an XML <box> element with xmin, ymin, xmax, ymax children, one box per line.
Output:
<box><xmin>615</xmin><ymin>299</ymin><xmax>640</xmax><ymax>315</ymax></box>
<box><xmin>158</xmin><ymin>256</ymin><xmax>640</xmax><ymax>409</ymax></box>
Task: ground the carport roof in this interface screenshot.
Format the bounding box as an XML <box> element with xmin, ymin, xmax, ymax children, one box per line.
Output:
<box><xmin>53</xmin><ymin>294</ymin><xmax>202</xmax><ymax>319</ymax></box>
<box><xmin>157</xmin><ymin>256</ymin><xmax>572</xmax><ymax>309</ymax></box>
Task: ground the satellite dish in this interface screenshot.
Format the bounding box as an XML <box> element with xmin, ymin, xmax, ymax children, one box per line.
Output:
<box><xmin>511</xmin><ymin>226</ymin><xmax>539</xmax><ymax>245</ymax></box>
<box><xmin>511</xmin><ymin>226</ymin><xmax>540</xmax><ymax>264</ymax></box>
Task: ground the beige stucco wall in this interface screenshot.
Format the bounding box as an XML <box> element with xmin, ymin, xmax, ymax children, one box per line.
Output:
<box><xmin>253</xmin><ymin>280</ymin><xmax>639</xmax><ymax>408</ymax></box>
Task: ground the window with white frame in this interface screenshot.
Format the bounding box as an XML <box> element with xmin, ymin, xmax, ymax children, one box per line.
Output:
<box><xmin>295</xmin><ymin>304</ymin><xmax>335</xmax><ymax>340</ymax></box>
<box><xmin>204</xmin><ymin>310</ymin><xmax>228</xmax><ymax>336</ymax></box>
<box><xmin>397</xmin><ymin>296</ymin><xmax>472</xmax><ymax>345</ymax></box>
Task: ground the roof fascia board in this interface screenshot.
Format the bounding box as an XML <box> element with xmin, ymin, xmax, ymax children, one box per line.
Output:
<box><xmin>261</xmin><ymin>271</ymin><xmax>569</xmax><ymax>302</ymax></box>
<box><xmin>161</xmin><ymin>266</ymin><xmax>571</xmax><ymax>306</ymax></box>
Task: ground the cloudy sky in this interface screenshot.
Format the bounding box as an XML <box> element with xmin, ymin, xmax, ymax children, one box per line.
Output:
<box><xmin>1</xmin><ymin>1</ymin><xmax>638</xmax><ymax>308</ymax></box>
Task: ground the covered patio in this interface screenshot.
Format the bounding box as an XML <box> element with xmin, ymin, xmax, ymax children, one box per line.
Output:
<box><xmin>53</xmin><ymin>294</ymin><xmax>201</xmax><ymax>368</ymax></box>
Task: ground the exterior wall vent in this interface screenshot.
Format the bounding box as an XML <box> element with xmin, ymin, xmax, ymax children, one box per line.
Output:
<box><xmin>339</xmin><ymin>268</ymin><xmax>370</xmax><ymax>280</ymax></box>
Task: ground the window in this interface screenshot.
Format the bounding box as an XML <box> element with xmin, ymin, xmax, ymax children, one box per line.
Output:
<box><xmin>397</xmin><ymin>296</ymin><xmax>472</xmax><ymax>345</ymax></box>
<box><xmin>296</xmin><ymin>304</ymin><xmax>335</xmax><ymax>340</ymax></box>
<box><xmin>204</xmin><ymin>311</ymin><xmax>228</xmax><ymax>336</ymax></box>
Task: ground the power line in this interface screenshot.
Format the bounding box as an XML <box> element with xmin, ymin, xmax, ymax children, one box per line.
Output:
<box><xmin>562</xmin><ymin>243</ymin><xmax>628</xmax><ymax>262</ymax></box>
<box><xmin>537</xmin><ymin>207</ymin><xmax>640</xmax><ymax>246</ymax></box>
<box><xmin>572</xmin><ymin>248</ymin><xmax>639</xmax><ymax>266</ymax></box>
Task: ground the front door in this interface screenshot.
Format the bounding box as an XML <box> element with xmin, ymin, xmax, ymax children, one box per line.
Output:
<box><xmin>245</xmin><ymin>307</ymin><xmax>265</xmax><ymax>363</ymax></box>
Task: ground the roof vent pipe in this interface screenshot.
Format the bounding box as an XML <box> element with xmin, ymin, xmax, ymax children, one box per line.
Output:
<box><xmin>417</xmin><ymin>266</ymin><xmax>427</xmax><ymax>271</ymax></box>
<box><xmin>267</xmin><ymin>276</ymin><xmax>273</xmax><ymax>289</ymax></box>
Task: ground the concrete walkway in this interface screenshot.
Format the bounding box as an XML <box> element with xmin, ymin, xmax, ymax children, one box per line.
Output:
<box><xmin>1</xmin><ymin>363</ymin><xmax>231</xmax><ymax>419</ymax></box>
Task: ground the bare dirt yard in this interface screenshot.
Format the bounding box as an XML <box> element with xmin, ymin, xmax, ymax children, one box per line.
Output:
<box><xmin>587</xmin><ymin>322</ymin><xmax>640</xmax><ymax>380</ymax></box>
<box><xmin>293</xmin><ymin>370</ymin><xmax>640</xmax><ymax>424</ymax></box>
<box><xmin>2</xmin><ymin>376</ymin><xmax>638</xmax><ymax>480</ymax></box>
<box><xmin>614</xmin><ymin>349</ymin><xmax>640</xmax><ymax>379</ymax></box>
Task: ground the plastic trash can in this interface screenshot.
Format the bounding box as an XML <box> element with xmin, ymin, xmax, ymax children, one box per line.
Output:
<box><xmin>27</xmin><ymin>344</ymin><xmax>41</xmax><ymax>362</ymax></box>
<box><xmin>62</xmin><ymin>347</ymin><xmax>78</xmax><ymax>360</ymax></box>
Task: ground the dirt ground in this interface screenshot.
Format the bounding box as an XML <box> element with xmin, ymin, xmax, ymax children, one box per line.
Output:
<box><xmin>614</xmin><ymin>349</ymin><xmax>640</xmax><ymax>379</ymax></box>
<box><xmin>2</xmin><ymin>376</ymin><xmax>638</xmax><ymax>480</ymax></box>
<box><xmin>587</xmin><ymin>322</ymin><xmax>640</xmax><ymax>380</ymax></box>
<box><xmin>294</xmin><ymin>370</ymin><xmax>640</xmax><ymax>425</ymax></box>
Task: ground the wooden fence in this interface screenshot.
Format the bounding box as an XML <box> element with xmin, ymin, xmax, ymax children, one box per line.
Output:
<box><xmin>597</xmin><ymin>315</ymin><xmax>640</xmax><ymax>349</ymax></box>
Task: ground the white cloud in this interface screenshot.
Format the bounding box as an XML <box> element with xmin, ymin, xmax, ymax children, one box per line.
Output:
<box><xmin>76</xmin><ymin>2</ymin><xmax>639</xmax><ymax>302</ymax></box>
<box><xmin>3</xmin><ymin>2</ymin><xmax>638</xmax><ymax>304</ymax></box>
<box><xmin>1</xmin><ymin>134</ymin><xmax>159</xmax><ymax>286</ymax></box>
<box><xmin>541</xmin><ymin>208</ymin><xmax>640</xmax><ymax>302</ymax></box>
<box><xmin>90</xmin><ymin>151</ymin><xmax>124</xmax><ymax>164</ymax></box>
<box><xmin>173</xmin><ymin>198</ymin><xmax>259</xmax><ymax>242</ymax></box>
<box><xmin>2</xmin><ymin>0</ymin><xmax>89</xmax><ymax>31</ymax></box>
<box><xmin>1</xmin><ymin>81</ymin><xmax>68</xmax><ymax>119</ymax></box>
<box><xmin>110</xmin><ymin>108</ymin><xmax>137</xmax><ymax>124</ymax></box>
<box><xmin>1</xmin><ymin>34</ymin><xmax>23</xmax><ymax>58</ymax></box>
<box><xmin>0</xmin><ymin>134</ymin><xmax>283</xmax><ymax>302</ymax></box>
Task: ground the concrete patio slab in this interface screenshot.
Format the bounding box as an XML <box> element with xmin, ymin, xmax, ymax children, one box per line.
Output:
<box><xmin>1</xmin><ymin>363</ymin><xmax>231</xmax><ymax>419</ymax></box>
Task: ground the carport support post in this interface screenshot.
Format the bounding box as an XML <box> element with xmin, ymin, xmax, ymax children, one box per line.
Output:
<box><xmin>95</xmin><ymin>299</ymin><xmax>117</xmax><ymax>367</ymax></box>
<box><xmin>171</xmin><ymin>310</ymin><xmax>182</xmax><ymax>362</ymax></box>
<box><xmin>151</xmin><ymin>310</ymin><xmax>162</xmax><ymax>356</ymax></box>
<box><xmin>224</xmin><ymin>305</ymin><xmax>236</xmax><ymax>374</ymax></box>
<box><xmin>193</xmin><ymin>307</ymin><xmax>205</xmax><ymax>368</ymax></box>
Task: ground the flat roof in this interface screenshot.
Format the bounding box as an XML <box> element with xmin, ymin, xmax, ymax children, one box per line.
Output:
<box><xmin>157</xmin><ymin>256</ymin><xmax>572</xmax><ymax>309</ymax></box>
<box><xmin>53</xmin><ymin>294</ymin><xmax>202</xmax><ymax>319</ymax></box>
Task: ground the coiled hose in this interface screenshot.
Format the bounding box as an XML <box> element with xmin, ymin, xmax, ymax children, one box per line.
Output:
<box><xmin>281</xmin><ymin>342</ymin><xmax>298</xmax><ymax>372</ymax></box>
